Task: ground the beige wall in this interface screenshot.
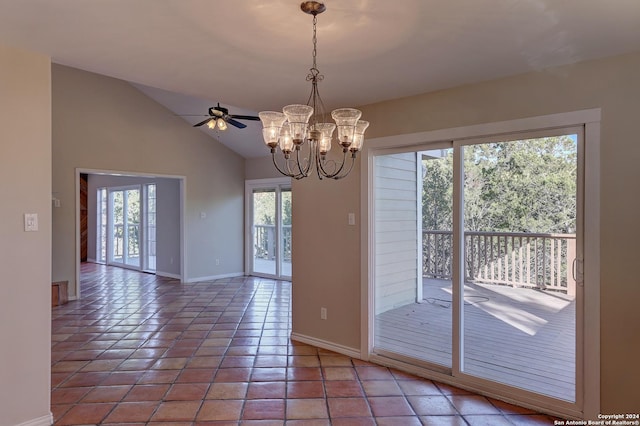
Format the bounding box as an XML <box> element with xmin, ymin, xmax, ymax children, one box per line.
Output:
<box><xmin>292</xmin><ymin>51</ymin><xmax>640</xmax><ymax>412</ymax></box>
<box><xmin>292</xmin><ymin>175</ymin><xmax>362</xmax><ymax>348</ymax></box>
<box><xmin>245</xmin><ymin>155</ymin><xmax>286</xmax><ymax>180</ymax></box>
<box><xmin>0</xmin><ymin>44</ymin><xmax>52</xmax><ymax>425</ymax></box>
<box><xmin>52</xmin><ymin>65</ymin><xmax>246</xmax><ymax>295</ymax></box>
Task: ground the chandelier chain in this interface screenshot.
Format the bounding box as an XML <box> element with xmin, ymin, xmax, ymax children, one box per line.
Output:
<box><xmin>307</xmin><ymin>15</ymin><xmax>323</xmax><ymax>83</ymax></box>
<box><xmin>312</xmin><ymin>15</ymin><xmax>317</xmax><ymax>69</ymax></box>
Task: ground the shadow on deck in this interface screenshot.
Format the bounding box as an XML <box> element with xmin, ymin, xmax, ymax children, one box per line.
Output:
<box><xmin>375</xmin><ymin>278</ymin><xmax>576</xmax><ymax>401</ymax></box>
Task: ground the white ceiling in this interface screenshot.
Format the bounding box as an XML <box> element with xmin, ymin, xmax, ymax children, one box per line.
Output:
<box><xmin>1</xmin><ymin>0</ymin><xmax>640</xmax><ymax>158</ymax></box>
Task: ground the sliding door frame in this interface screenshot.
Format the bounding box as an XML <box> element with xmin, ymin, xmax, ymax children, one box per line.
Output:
<box><xmin>107</xmin><ymin>185</ymin><xmax>142</xmax><ymax>269</ymax></box>
<box><xmin>361</xmin><ymin>109</ymin><xmax>600</xmax><ymax>419</ymax></box>
<box><xmin>454</xmin><ymin>126</ymin><xmax>584</xmax><ymax>402</ymax></box>
<box><xmin>245</xmin><ymin>177</ymin><xmax>292</xmax><ymax>279</ymax></box>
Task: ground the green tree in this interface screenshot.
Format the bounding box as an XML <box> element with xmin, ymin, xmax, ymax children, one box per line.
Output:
<box><xmin>422</xmin><ymin>136</ymin><xmax>577</xmax><ymax>233</ymax></box>
<box><xmin>282</xmin><ymin>192</ymin><xmax>292</xmax><ymax>226</ymax></box>
<box><xmin>252</xmin><ymin>190</ymin><xmax>292</xmax><ymax>225</ymax></box>
<box><xmin>422</xmin><ymin>154</ymin><xmax>453</xmax><ymax>230</ymax></box>
<box><xmin>253</xmin><ymin>191</ymin><xmax>276</xmax><ymax>225</ymax></box>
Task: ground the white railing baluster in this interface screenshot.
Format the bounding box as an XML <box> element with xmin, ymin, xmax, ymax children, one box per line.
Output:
<box><xmin>422</xmin><ymin>230</ymin><xmax>576</xmax><ymax>294</ymax></box>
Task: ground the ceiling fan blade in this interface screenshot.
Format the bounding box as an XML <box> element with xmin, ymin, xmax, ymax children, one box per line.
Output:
<box><xmin>231</xmin><ymin>115</ymin><xmax>260</xmax><ymax>121</ymax></box>
<box><xmin>226</xmin><ymin>118</ymin><xmax>247</xmax><ymax>129</ymax></box>
<box><xmin>194</xmin><ymin>118</ymin><xmax>213</xmax><ymax>127</ymax></box>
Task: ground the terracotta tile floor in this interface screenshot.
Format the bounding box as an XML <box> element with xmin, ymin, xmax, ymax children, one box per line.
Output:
<box><xmin>50</xmin><ymin>263</ymin><xmax>558</xmax><ymax>425</ymax></box>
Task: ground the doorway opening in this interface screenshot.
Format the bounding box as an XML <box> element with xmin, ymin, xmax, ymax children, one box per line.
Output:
<box><xmin>245</xmin><ymin>178</ymin><xmax>292</xmax><ymax>280</ymax></box>
<box><xmin>75</xmin><ymin>169</ymin><xmax>185</xmax><ymax>299</ymax></box>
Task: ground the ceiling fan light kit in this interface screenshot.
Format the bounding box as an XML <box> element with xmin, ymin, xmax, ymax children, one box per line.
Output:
<box><xmin>207</xmin><ymin>118</ymin><xmax>227</xmax><ymax>130</ymax></box>
<box><xmin>258</xmin><ymin>1</ymin><xmax>368</xmax><ymax>180</ymax></box>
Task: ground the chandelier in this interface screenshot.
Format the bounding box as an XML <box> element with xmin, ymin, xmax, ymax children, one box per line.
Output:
<box><xmin>258</xmin><ymin>1</ymin><xmax>368</xmax><ymax>180</ymax></box>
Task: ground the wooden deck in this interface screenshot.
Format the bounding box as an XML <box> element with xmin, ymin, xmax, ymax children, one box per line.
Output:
<box><xmin>253</xmin><ymin>258</ymin><xmax>292</xmax><ymax>278</ymax></box>
<box><xmin>375</xmin><ymin>278</ymin><xmax>575</xmax><ymax>401</ymax></box>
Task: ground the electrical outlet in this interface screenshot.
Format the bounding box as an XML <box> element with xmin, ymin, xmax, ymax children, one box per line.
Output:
<box><xmin>215</xmin><ymin>258</ymin><xmax>220</xmax><ymax>266</ymax></box>
<box><xmin>320</xmin><ymin>307</ymin><xmax>327</xmax><ymax>320</ymax></box>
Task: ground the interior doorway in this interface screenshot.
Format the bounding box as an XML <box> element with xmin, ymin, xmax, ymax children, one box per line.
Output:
<box><xmin>75</xmin><ymin>169</ymin><xmax>185</xmax><ymax>298</ymax></box>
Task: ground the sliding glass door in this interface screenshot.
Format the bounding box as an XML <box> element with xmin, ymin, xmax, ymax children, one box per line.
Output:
<box><xmin>96</xmin><ymin>183</ymin><xmax>157</xmax><ymax>272</ymax></box>
<box><xmin>459</xmin><ymin>134</ymin><xmax>580</xmax><ymax>401</ymax></box>
<box><xmin>372</xmin><ymin>128</ymin><xmax>583</xmax><ymax>408</ymax></box>
<box><xmin>246</xmin><ymin>178</ymin><xmax>292</xmax><ymax>280</ymax></box>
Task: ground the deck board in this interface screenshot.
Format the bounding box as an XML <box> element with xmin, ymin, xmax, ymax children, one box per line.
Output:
<box><xmin>375</xmin><ymin>278</ymin><xmax>576</xmax><ymax>401</ymax></box>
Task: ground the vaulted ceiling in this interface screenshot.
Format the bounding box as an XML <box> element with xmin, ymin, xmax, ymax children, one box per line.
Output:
<box><xmin>1</xmin><ymin>0</ymin><xmax>639</xmax><ymax>157</ymax></box>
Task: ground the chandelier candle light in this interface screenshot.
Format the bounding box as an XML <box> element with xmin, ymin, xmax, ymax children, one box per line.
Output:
<box><xmin>259</xmin><ymin>1</ymin><xmax>368</xmax><ymax>180</ymax></box>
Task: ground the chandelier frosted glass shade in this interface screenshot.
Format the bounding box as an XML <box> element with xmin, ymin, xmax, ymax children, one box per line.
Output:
<box><xmin>259</xmin><ymin>111</ymin><xmax>287</xmax><ymax>148</ymax></box>
<box><xmin>331</xmin><ymin>108</ymin><xmax>362</xmax><ymax>148</ymax></box>
<box><xmin>279</xmin><ymin>126</ymin><xmax>294</xmax><ymax>154</ymax></box>
<box><xmin>351</xmin><ymin>120</ymin><xmax>370</xmax><ymax>152</ymax></box>
<box><xmin>314</xmin><ymin>123</ymin><xmax>336</xmax><ymax>154</ymax></box>
<box><xmin>283</xmin><ymin>104</ymin><xmax>313</xmax><ymax>144</ymax></box>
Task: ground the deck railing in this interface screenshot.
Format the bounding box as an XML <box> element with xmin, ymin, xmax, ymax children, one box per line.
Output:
<box><xmin>113</xmin><ymin>223</ymin><xmax>140</xmax><ymax>259</ymax></box>
<box><xmin>254</xmin><ymin>224</ymin><xmax>292</xmax><ymax>261</ymax></box>
<box><xmin>423</xmin><ymin>230</ymin><xmax>576</xmax><ymax>295</ymax></box>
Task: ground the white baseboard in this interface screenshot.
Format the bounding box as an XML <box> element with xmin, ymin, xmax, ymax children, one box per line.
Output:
<box><xmin>14</xmin><ymin>413</ymin><xmax>53</xmax><ymax>426</ymax></box>
<box><xmin>86</xmin><ymin>258</ymin><xmax>97</xmax><ymax>263</ymax></box>
<box><xmin>155</xmin><ymin>271</ymin><xmax>182</xmax><ymax>280</ymax></box>
<box><xmin>290</xmin><ymin>332</ymin><xmax>362</xmax><ymax>359</ymax></box>
<box><xmin>185</xmin><ymin>272</ymin><xmax>244</xmax><ymax>283</ymax></box>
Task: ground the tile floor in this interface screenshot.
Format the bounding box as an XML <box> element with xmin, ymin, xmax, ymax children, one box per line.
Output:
<box><xmin>50</xmin><ymin>263</ymin><xmax>558</xmax><ymax>425</ymax></box>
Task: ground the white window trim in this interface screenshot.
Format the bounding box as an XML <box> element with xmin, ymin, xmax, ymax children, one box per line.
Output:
<box><xmin>360</xmin><ymin>109</ymin><xmax>600</xmax><ymax>419</ymax></box>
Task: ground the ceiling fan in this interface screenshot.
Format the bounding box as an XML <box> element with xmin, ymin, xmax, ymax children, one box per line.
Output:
<box><xmin>192</xmin><ymin>103</ymin><xmax>260</xmax><ymax>130</ymax></box>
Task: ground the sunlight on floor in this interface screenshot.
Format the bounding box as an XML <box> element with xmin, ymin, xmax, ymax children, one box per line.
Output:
<box><xmin>440</xmin><ymin>283</ymin><xmax>573</xmax><ymax>335</ymax></box>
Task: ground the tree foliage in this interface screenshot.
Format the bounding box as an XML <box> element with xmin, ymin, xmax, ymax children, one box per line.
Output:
<box><xmin>253</xmin><ymin>190</ymin><xmax>292</xmax><ymax>226</ymax></box>
<box><xmin>423</xmin><ymin>136</ymin><xmax>577</xmax><ymax>233</ymax></box>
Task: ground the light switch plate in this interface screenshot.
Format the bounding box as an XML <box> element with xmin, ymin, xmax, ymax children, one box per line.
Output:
<box><xmin>24</xmin><ymin>213</ymin><xmax>38</xmax><ymax>232</ymax></box>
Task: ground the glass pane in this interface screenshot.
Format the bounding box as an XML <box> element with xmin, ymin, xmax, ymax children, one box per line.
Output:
<box><xmin>99</xmin><ymin>188</ymin><xmax>107</xmax><ymax>263</ymax></box>
<box><xmin>280</xmin><ymin>188</ymin><xmax>292</xmax><ymax>278</ymax></box>
<box><xmin>111</xmin><ymin>191</ymin><xmax>124</xmax><ymax>263</ymax></box>
<box><xmin>462</xmin><ymin>135</ymin><xmax>577</xmax><ymax>401</ymax></box>
<box><xmin>373</xmin><ymin>151</ymin><xmax>454</xmax><ymax>366</ymax></box>
<box><xmin>125</xmin><ymin>189</ymin><xmax>140</xmax><ymax>267</ymax></box>
<box><xmin>253</xmin><ymin>189</ymin><xmax>276</xmax><ymax>275</ymax></box>
<box><xmin>146</xmin><ymin>184</ymin><xmax>156</xmax><ymax>271</ymax></box>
